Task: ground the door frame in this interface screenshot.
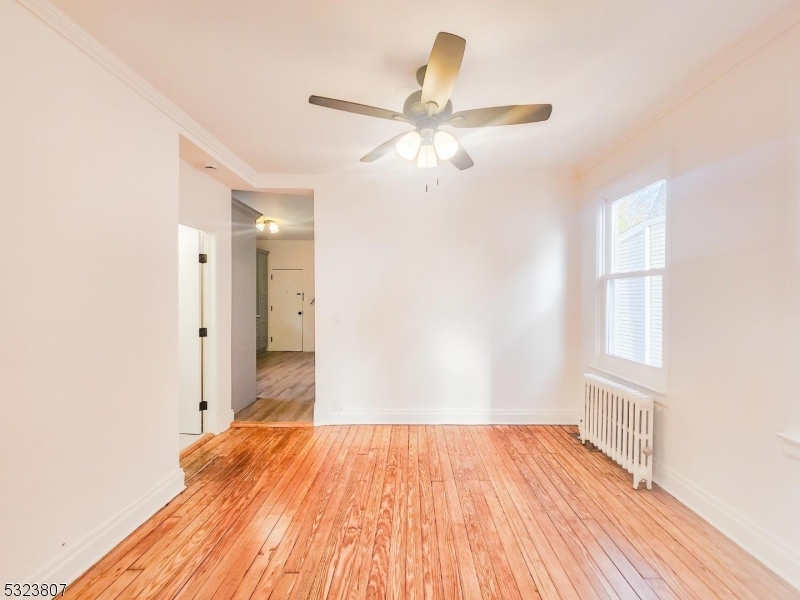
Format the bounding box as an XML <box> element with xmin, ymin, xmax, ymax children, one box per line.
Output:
<box><xmin>178</xmin><ymin>215</ymin><xmax>229</xmax><ymax>435</ymax></box>
<box><xmin>256</xmin><ymin>249</ymin><xmax>270</xmax><ymax>353</ymax></box>
<box><xmin>178</xmin><ymin>223</ymin><xmax>207</xmax><ymax>435</ymax></box>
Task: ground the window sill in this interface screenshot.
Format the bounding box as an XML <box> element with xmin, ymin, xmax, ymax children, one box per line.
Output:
<box><xmin>777</xmin><ymin>432</ymin><xmax>800</xmax><ymax>460</ymax></box>
<box><xmin>586</xmin><ymin>365</ymin><xmax>669</xmax><ymax>405</ymax></box>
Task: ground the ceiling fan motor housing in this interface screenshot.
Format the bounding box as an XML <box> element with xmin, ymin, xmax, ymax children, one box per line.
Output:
<box><xmin>402</xmin><ymin>89</ymin><xmax>453</xmax><ymax>123</ymax></box>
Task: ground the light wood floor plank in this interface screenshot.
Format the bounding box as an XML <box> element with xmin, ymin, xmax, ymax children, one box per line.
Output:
<box><xmin>545</xmin><ymin>424</ymin><xmax>777</xmax><ymax>600</ymax></box>
<box><xmin>62</xmin><ymin>425</ymin><xmax>799</xmax><ymax>600</ymax></box>
<box><xmin>235</xmin><ymin>351</ymin><xmax>315</xmax><ymax>423</ymax></box>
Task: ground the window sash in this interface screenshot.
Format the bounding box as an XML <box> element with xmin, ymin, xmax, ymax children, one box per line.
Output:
<box><xmin>604</xmin><ymin>268</ymin><xmax>664</xmax><ymax>281</ymax></box>
<box><xmin>605</xmin><ymin>275</ymin><xmax>663</xmax><ymax>368</ymax></box>
<box><xmin>599</xmin><ymin>177</ymin><xmax>668</xmax><ymax>376</ymax></box>
<box><xmin>604</xmin><ymin>181</ymin><xmax>667</xmax><ymax>277</ymax></box>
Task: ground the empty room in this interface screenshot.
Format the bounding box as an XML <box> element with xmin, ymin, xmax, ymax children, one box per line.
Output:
<box><xmin>1</xmin><ymin>0</ymin><xmax>799</xmax><ymax>598</ymax></box>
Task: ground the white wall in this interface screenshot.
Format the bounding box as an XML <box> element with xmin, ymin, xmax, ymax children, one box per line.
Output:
<box><xmin>0</xmin><ymin>0</ymin><xmax>184</xmax><ymax>584</ymax></box>
<box><xmin>579</xmin><ymin>22</ymin><xmax>800</xmax><ymax>587</ymax></box>
<box><xmin>257</xmin><ymin>240</ymin><xmax>315</xmax><ymax>351</ymax></box>
<box><xmin>231</xmin><ymin>201</ymin><xmax>259</xmax><ymax>413</ymax></box>
<box><xmin>179</xmin><ymin>160</ymin><xmax>233</xmax><ymax>433</ymax></box>
<box><xmin>313</xmin><ymin>177</ymin><xmax>581</xmax><ymax>425</ymax></box>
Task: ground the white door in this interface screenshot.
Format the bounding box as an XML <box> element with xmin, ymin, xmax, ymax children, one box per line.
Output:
<box><xmin>269</xmin><ymin>269</ymin><xmax>303</xmax><ymax>351</ymax></box>
<box><xmin>179</xmin><ymin>225</ymin><xmax>203</xmax><ymax>434</ymax></box>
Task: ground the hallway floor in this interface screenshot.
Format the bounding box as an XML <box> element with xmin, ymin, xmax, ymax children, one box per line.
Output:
<box><xmin>235</xmin><ymin>351</ymin><xmax>315</xmax><ymax>423</ymax></box>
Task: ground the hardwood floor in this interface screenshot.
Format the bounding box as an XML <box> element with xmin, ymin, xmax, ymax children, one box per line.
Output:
<box><xmin>65</xmin><ymin>425</ymin><xmax>797</xmax><ymax>600</ymax></box>
<box><xmin>235</xmin><ymin>351</ymin><xmax>315</xmax><ymax>423</ymax></box>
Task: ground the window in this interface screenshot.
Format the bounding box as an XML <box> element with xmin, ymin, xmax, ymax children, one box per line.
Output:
<box><xmin>600</xmin><ymin>177</ymin><xmax>667</xmax><ymax>378</ymax></box>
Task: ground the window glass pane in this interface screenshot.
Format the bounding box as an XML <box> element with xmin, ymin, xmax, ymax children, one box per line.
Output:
<box><xmin>612</xmin><ymin>179</ymin><xmax>666</xmax><ymax>273</ymax></box>
<box><xmin>607</xmin><ymin>275</ymin><xmax>663</xmax><ymax>368</ymax></box>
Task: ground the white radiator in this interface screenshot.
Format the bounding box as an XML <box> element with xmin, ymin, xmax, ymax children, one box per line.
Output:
<box><xmin>580</xmin><ymin>373</ymin><xmax>654</xmax><ymax>490</ymax></box>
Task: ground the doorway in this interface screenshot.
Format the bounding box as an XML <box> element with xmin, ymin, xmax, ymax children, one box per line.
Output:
<box><xmin>229</xmin><ymin>190</ymin><xmax>315</xmax><ymax>425</ymax></box>
<box><xmin>178</xmin><ymin>224</ymin><xmax>207</xmax><ymax>449</ymax></box>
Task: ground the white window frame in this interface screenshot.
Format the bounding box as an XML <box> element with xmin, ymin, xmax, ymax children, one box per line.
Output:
<box><xmin>593</xmin><ymin>154</ymin><xmax>671</xmax><ymax>394</ymax></box>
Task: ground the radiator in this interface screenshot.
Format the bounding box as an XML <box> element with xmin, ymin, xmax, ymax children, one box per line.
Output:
<box><xmin>580</xmin><ymin>373</ymin><xmax>654</xmax><ymax>490</ymax></box>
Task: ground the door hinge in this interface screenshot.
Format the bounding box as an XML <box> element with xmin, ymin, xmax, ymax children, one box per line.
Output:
<box><xmin>199</xmin><ymin>400</ymin><xmax>208</xmax><ymax>411</ymax></box>
<box><xmin>199</xmin><ymin>327</ymin><xmax>208</xmax><ymax>337</ymax></box>
<box><xmin>270</xmin><ymin>336</ymin><xmax>273</xmax><ymax>342</ymax></box>
<box><xmin>270</xmin><ymin>274</ymin><xmax>273</xmax><ymax>280</ymax></box>
<box><xmin>199</xmin><ymin>253</ymin><xmax>208</xmax><ymax>263</ymax></box>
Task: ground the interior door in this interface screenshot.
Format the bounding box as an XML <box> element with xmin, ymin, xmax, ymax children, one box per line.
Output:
<box><xmin>256</xmin><ymin>251</ymin><xmax>269</xmax><ymax>352</ymax></box>
<box><xmin>178</xmin><ymin>224</ymin><xmax>203</xmax><ymax>434</ymax></box>
<box><xmin>269</xmin><ymin>269</ymin><xmax>303</xmax><ymax>351</ymax></box>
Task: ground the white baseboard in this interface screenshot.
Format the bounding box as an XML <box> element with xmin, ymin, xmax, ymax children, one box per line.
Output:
<box><xmin>654</xmin><ymin>460</ymin><xmax>800</xmax><ymax>592</ymax></box>
<box><xmin>26</xmin><ymin>469</ymin><xmax>185</xmax><ymax>589</ymax></box>
<box><xmin>314</xmin><ymin>409</ymin><xmax>578</xmax><ymax>426</ymax></box>
<box><xmin>212</xmin><ymin>409</ymin><xmax>235</xmax><ymax>434</ymax></box>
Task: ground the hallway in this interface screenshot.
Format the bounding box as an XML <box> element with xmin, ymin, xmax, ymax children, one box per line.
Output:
<box><xmin>235</xmin><ymin>352</ymin><xmax>315</xmax><ymax>423</ymax></box>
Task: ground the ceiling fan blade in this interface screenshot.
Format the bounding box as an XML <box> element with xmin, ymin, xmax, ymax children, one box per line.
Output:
<box><xmin>421</xmin><ymin>32</ymin><xmax>466</xmax><ymax>114</ymax></box>
<box><xmin>309</xmin><ymin>96</ymin><xmax>408</xmax><ymax>122</ymax></box>
<box><xmin>448</xmin><ymin>104</ymin><xmax>552</xmax><ymax>127</ymax></box>
<box><xmin>360</xmin><ymin>132</ymin><xmax>410</xmax><ymax>162</ymax></box>
<box><xmin>449</xmin><ymin>145</ymin><xmax>474</xmax><ymax>170</ymax></box>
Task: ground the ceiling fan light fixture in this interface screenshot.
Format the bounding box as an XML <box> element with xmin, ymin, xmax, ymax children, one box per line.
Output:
<box><xmin>396</xmin><ymin>131</ymin><xmax>421</xmax><ymax>160</ymax></box>
<box><xmin>417</xmin><ymin>143</ymin><xmax>437</xmax><ymax>168</ymax></box>
<box><xmin>433</xmin><ymin>130</ymin><xmax>459</xmax><ymax>160</ymax></box>
<box><xmin>256</xmin><ymin>218</ymin><xmax>280</xmax><ymax>233</ymax></box>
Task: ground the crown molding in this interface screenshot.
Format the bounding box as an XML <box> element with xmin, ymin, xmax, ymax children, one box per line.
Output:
<box><xmin>579</xmin><ymin>1</ymin><xmax>800</xmax><ymax>175</ymax></box>
<box><xmin>251</xmin><ymin>167</ymin><xmax>577</xmax><ymax>188</ymax></box>
<box><xmin>231</xmin><ymin>198</ymin><xmax>262</xmax><ymax>219</ymax></box>
<box><xmin>16</xmin><ymin>0</ymin><xmax>260</xmax><ymax>187</ymax></box>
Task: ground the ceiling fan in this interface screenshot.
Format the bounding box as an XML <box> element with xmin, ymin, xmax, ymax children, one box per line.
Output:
<box><xmin>309</xmin><ymin>32</ymin><xmax>552</xmax><ymax>170</ymax></box>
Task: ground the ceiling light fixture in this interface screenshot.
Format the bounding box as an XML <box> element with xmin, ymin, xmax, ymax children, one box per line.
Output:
<box><xmin>417</xmin><ymin>143</ymin><xmax>437</xmax><ymax>168</ymax></box>
<box><xmin>396</xmin><ymin>131</ymin><xmax>421</xmax><ymax>160</ymax></box>
<box><xmin>433</xmin><ymin>130</ymin><xmax>459</xmax><ymax>160</ymax></box>
<box><xmin>255</xmin><ymin>218</ymin><xmax>280</xmax><ymax>233</ymax></box>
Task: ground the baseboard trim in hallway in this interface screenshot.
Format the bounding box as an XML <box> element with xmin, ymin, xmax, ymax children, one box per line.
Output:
<box><xmin>27</xmin><ymin>468</ymin><xmax>185</xmax><ymax>590</ymax></box>
<box><xmin>179</xmin><ymin>433</ymin><xmax>214</xmax><ymax>460</ymax></box>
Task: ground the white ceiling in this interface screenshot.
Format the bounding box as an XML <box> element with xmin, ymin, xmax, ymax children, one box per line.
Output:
<box><xmin>53</xmin><ymin>0</ymin><xmax>796</xmax><ymax>175</ymax></box>
<box><xmin>233</xmin><ymin>191</ymin><xmax>314</xmax><ymax>240</ymax></box>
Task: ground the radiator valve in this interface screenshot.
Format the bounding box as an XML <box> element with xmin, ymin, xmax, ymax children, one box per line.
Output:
<box><xmin>643</xmin><ymin>445</ymin><xmax>653</xmax><ymax>457</ymax></box>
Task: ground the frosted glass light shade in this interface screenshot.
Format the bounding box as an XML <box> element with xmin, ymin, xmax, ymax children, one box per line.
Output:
<box><xmin>417</xmin><ymin>144</ymin><xmax>437</xmax><ymax>168</ymax></box>
<box><xmin>256</xmin><ymin>222</ymin><xmax>265</xmax><ymax>232</ymax></box>
<box><xmin>268</xmin><ymin>221</ymin><xmax>280</xmax><ymax>233</ymax></box>
<box><xmin>434</xmin><ymin>130</ymin><xmax>459</xmax><ymax>160</ymax></box>
<box><xmin>396</xmin><ymin>131</ymin><xmax>421</xmax><ymax>160</ymax></box>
